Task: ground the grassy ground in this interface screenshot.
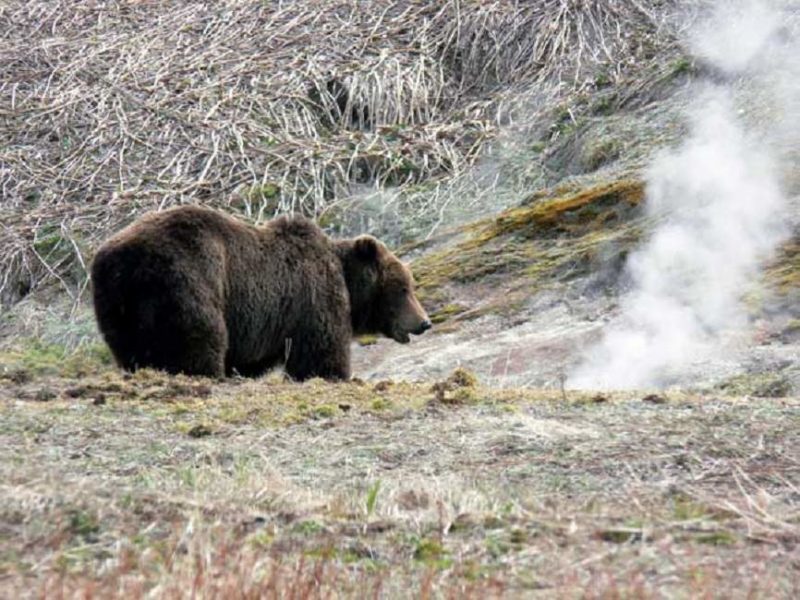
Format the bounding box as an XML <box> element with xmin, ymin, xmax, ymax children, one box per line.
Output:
<box><xmin>1</xmin><ymin>360</ymin><xmax>798</xmax><ymax>598</ymax></box>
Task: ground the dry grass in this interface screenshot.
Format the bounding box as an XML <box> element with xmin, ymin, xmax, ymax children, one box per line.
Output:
<box><xmin>409</xmin><ymin>179</ymin><xmax>647</xmax><ymax>323</ymax></box>
<box><xmin>1</xmin><ymin>366</ymin><xmax>798</xmax><ymax>597</ymax></box>
<box><xmin>0</xmin><ymin>0</ymin><xmax>687</xmax><ymax>307</ymax></box>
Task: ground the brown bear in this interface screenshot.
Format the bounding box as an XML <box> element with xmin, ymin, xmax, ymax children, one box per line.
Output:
<box><xmin>91</xmin><ymin>205</ymin><xmax>431</xmax><ymax>380</ymax></box>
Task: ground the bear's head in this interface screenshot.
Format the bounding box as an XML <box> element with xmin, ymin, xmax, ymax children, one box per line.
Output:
<box><xmin>337</xmin><ymin>235</ymin><xmax>431</xmax><ymax>343</ymax></box>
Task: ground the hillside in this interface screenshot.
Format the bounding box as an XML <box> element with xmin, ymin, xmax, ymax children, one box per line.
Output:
<box><xmin>0</xmin><ymin>0</ymin><xmax>689</xmax><ymax>308</ymax></box>
<box><xmin>1</xmin><ymin>0</ymin><xmax>799</xmax><ymax>597</ymax></box>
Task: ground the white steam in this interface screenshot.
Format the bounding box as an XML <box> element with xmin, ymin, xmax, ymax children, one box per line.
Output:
<box><xmin>690</xmin><ymin>0</ymin><xmax>781</xmax><ymax>72</ymax></box>
<box><xmin>569</xmin><ymin>0</ymin><xmax>796</xmax><ymax>390</ymax></box>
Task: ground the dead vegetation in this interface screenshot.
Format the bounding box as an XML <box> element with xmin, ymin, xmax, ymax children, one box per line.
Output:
<box><xmin>1</xmin><ymin>366</ymin><xmax>798</xmax><ymax>597</ymax></box>
<box><xmin>410</xmin><ymin>179</ymin><xmax>646</xmax><ymax>324</ymax></box>
<box><xmin>406</xmin><ymin>175</ymin><xmax>800</xmax><ymax>334</ymax></box>
<box><xmin>0</xmin><ymin>0</ymin><xmax>689</xmax><ymax>307</ymax></box>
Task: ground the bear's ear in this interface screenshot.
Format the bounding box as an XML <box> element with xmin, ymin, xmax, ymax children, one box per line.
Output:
<box><xmin>354</xmin><ymin>235</ymin><xmax>379</xmax><ymax>261</ymax></box>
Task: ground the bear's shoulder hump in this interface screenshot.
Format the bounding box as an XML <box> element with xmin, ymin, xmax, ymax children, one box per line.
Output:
<box><xmin>269</xmin><ymin>215</ymin><xmax>325</xmax><ymax>239</ymax></box>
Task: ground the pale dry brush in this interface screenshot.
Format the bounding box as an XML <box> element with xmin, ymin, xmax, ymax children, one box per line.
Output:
<box><xmin>1</xmin><ymin>0</ymin><xmax>681</xmax><ymax>306</ymax></box>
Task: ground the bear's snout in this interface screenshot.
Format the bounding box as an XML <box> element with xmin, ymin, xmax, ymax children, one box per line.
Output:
<box><xmin>401</xmin><ymin>295</ymin><xmax>430</xmax><ymax>338</ymax></box>
<box><xmin>390</xmin><ymin>293</ymin><xmax>431</xmax><ymax>343</ymax></box>
<box><xmin>413</xmin><ymin>319</ymin><xmax>432</xmax><ymax>335</ymax></box>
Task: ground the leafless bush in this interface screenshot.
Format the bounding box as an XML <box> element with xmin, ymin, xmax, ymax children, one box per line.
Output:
<box><xmin>0</xmin><ymin>0</ymin><xmax>683</xmax><ymax>305</ymax></box>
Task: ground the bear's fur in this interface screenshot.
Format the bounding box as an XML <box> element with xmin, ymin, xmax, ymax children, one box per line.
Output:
<box><xmin>91</xmin><ymin>206</ymin><xmax>430</xmax><ymax>380</ymax></box>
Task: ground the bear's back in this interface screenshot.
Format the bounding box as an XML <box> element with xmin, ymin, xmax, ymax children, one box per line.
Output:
<box><xmin>104</xmin><ymin>205</ymin><xmax>249</xmax><ymax>251</ymax></box>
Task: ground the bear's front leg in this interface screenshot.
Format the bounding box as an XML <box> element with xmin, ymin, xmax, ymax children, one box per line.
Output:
<box><xmin>283</xmin><ymin>320</ymin><xmax>352</xmax><ymax>382</ymax></box>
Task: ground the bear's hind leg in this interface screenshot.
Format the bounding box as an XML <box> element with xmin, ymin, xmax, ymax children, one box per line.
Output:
<box><xmin>155</xmin><ymin>313</ymin><xmax>227</xmax><ymax>378</ymax></box>
<box><xmin>132</xmin><ymin>292</ymin><xmax>228</xmax><ymax>378</ymax></box>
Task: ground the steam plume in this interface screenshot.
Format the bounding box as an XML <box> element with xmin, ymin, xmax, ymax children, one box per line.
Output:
<box><xmin>568</xmin><ymin>0</ymin><xmax>796</xmax><ymax>390</ymax></box>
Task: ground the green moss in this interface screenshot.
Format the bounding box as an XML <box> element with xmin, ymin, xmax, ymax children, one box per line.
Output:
<box><xmin>485</xmin><ymin>535</ymin><xmax>511</xmax><ymax>558</ymax></box>
<box><xmin>213</xmin><ymin>404</ymin><xmax>252</xmax><ymax>424</ymax></box>
<box><xmin>509</xmin><ymin>528</ymin><xmax>528</xmax><ymax>545</ymax></box>
<box><xmin>356</xmin><ymin>334</ymin><xmax>380</xmax><ymax>346</ymax></box>
<box><xmin>168</xmin><ymin>403</ymin><xmax>193</xmax><ymax>416</ymax></box>
<box><xmin>317</xmin><ymin>207</ymin><xmax>346</xmax><ymax>229</ymax></box>
<box><xmin>370</xmin><ymin>397</ymin><xmax>391</xmax><ymax>411</ymax></box>
<box><xmin>365</xmin><ymin>480</ymin><xmax>381</xmax><ymax>516</ymax></box>
<box><xmin>57</xmin><ymin>372</ymin><xmax>555</xmax><ymax>436</ymax></box>
<box><xmin>260</xmin><ymin>183</ymin><xmax>280</xmax><ymax>199</ymax></box>
<box><xmin>581</xmin><ymin>138</ymin><xmax>621</xmax><ymax>171</ymax></box>
<box><xmin>447</xmin><ymin>367</ymin><xmax>478</xmax><ymax>388</ymax></box>
<box><xmin>32</xmin><ymin>224</ymin><xmax>90</xmax><ymax>285</ymax></box>
<box><xmin>596</xmin><ymin>528</ymin><xmax>642</xmax><ymax>543</ymax></box>
<box><xmin>716</xmin><ymin>372</ymin><xmax>792</xmax><ymax>398</ymax></box>
<box><xmin>695</xmin><ymin>530</ymin><xmax>737</xmax><ymax>546</ymax></box>
<box><xmin>244</xmin><ymin>183</ymin><xmax>281</xmax><ymax>213</ymax></box>
<box><xmin>497</xmin><ymin>179</ymin><xmax>643</xmax><ymax>238</ymax></box>
<box><xmin>292</xmin><ymin>520</ymin><xmax>324</xmax><ymax>536</ymax></box>
<box><xmin>304</xmin><ymin>545</ymin><xmax>338</xmax><ymax>560</ymax></box>
<box><xmin>551</xmin><ymin>104</ymin><xmax>581</xmax><ymax>137</ymax></box>
<box><xmin>429</xmin><ymin>303</ymin><xmax>468</xmax><ymax>324</ymax></box>
<box><xmin>673</xmin><ymin>497</ymin><xmax>709</xmax><ymax>521</ymax></box>
<box><xmin>447</xmin><ymin>387</ymin><xmax>479</xmax><ymax>404</ymax></box>
<box><xmin>591</xmin><ymin>95</ymin><xmax>616</xmax><ymax>116</ymax></box>
<box><xmin>783</xmin><ymin>319</ymin><xmax>800</xmax><ymax>336</ymax></box>
<box><xmin>0</xmin><ymin>340</ymin><xmax>113</xmax><ymax>379</ymax></box>
<box><xmin>33</xmin><ymin>229</ymin><xmax>66</xmax><ymax>258</ymax></box>
<box><xmin>764</xmin><ymin>240</ymin><xmax>800</xmax><ymax>295</ymax></box>
<box><xmin>248</xmin><ymin>531</ymin><xmax>274</xmax><ymax>549</ymax></box>
<box><xmin>530</xmin><ymin>141</ymin><xmax>547</xmax><ymax>154</ymax></box>
<box><xmin>413</xmin><ymin>538</ymin><xmax>448</xmax><ymax>563</ymax></box>
<box><xmin>670</xmin><ymin>57</ymin><xmax>694</xmax><ymax>77</ymax></box>
<box><xmin>596</xmin><ymin>72</ymin><xmax>611</xmax><ymax>87</ymax></box>
<box><xmin>410</xmin><ymin>180</ymin><xmax>644</xmax><ymax>321</ymax></box>
<box><xmin>68</xmin><ymin>510</ymin><xmax>100</xmax><ymax>539</ymax></box>
<box><xmin>311</xmin><ymin>404</ymin><xmax>338</xmax><ymax>419</ymax></box>
<box><xmin>671</xmin><ymin>495</ymin><xmax>735</xmax><ymax>523</ymax></box>
<box><xmin>432</xmin><ymin>369</ymin><xmax>481</xmax><ymax>404</ymax></box>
